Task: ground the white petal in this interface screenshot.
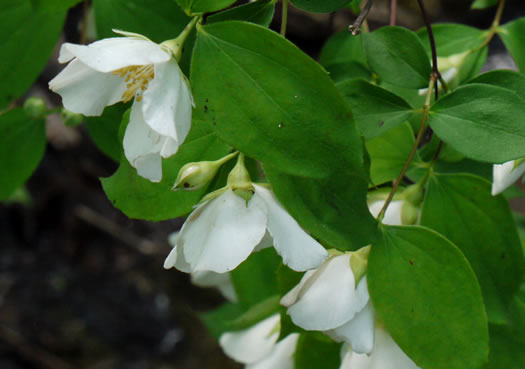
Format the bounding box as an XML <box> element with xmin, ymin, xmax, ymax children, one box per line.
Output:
<box><xmin>280</xmin><ymin>269</ymin><xmax>317</xmax><ymax>307</ymax></box>
<box><xmin>492</xmin><ymin>160</ymin><xmax>525</xmax><ymax>195</ymax></box>
<box><xmin>59</xmin><ymin>38</ymin><xmax>171</xmax><ymax>72</ymax></box>
<box><xmin>345</xmin><ymin>351</ymin><xmax>372</xmax><ymax>369</ymax></box>
<box><xmin>180</xmin><ymin>190</ymin><xmax>267</xmax><ymax>273</ymax></box>
<box><xmin>190</xmin><ymin>271</ymin><xmax>238</xmax><ymax>302</ymax></box>
<box><xmin>163</xmin><ymin>245</ymin><xmax>191</xmax><ymax>273</ymax></box>
<box><xmin>251</xmin><ymin>185</ymin><xmax>328</xmax><ymax>271</ymax></box>
<box><xmin>123</xmin><ymin>100</ymin><xmax>166</xmax><ymax>182</ymax></box>
<box><xmin>368</xmin><ymin>200</ymin><xmax>403</xmax><ymax>226</ymax></box>
<box><xmin>286</xmin><ymin>254</ymin><xmax>369</xmax><ymax>330</ymax></box>
<box><xmin>49</xmin><ymin>59</ymin><xmax>125</xmax><ymax>116</ymax></box>
<box><xmin>246</xmin><ymin>333</ymin><xmax>299</xmax><ymax>369</ymax></box>
<box><xmin>219</xmin><ymin>314</ymin><xmax>280</xmax><ymax>364</ymax></box>
<box><xmin>326</xmin><ymin>299</ymin><xmax>375</xmax><ymax>354</ymax></box>
<box><xmin>142</xmin><ymin>60</ymin><xmax>193</xmax><ymax>143</ymax></box>
<box><xmin>366</xmin><ymin>327</ymin><xmax>420</xmax><ymax>369</ymax></box>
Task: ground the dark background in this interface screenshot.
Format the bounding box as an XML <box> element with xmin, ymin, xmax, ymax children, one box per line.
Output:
<box><xmin>1</xmin><ymin>1</ymin><xmax>524</xmax><ymax>368</ymax></box>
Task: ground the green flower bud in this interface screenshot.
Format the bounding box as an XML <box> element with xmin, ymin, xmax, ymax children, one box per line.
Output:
<box><xmin>173</xmin><ymin>152</ymin><xmax>238</xmax><ymax>191</ymax></box>
<box><xmin>61</xmin><ymin>109</ymin><xmax>84</xmax><ymax>127</ymax></box>
<box><xmin>23</xmin><ymin>97</ymin><xmax>47</xmax><ymax>119</ymax></box>
<box><xmin>402</xmin><ymin>184</ymin><xmax>424</xmax><ymax>206</ymax></box>
<box><xmin>401</xmin><ymin>201</ymin><xmax>419</xmax><ymax>225</ymax></box>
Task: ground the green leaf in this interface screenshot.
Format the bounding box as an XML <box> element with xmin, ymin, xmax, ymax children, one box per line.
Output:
<box><xmin>101</xmin><ymin>120</ymin><xmax>231</xmax><ymax>221</ymax></box>
<box><xmin>93</xmin><ymin>0</ymin><xmax>190</xmax><ymax>43</ymax></box>
<box><xmin>362</xmin><ymin>26</ymin><xmax>431</xmax><ymax>88</ymax></box>
<box><xmin>177</xmin><ymin>0</ymin><xmax>236</xmax><ymax>14</ymax></box>
<box><xmin>0</xmin><ymin>109</ymin><xmax>46</xmax><ymax>200</ymax></box>
<box><xmin>471</xmin><ymin>0</ymin><xmax>497</xmax><ymax>9</ymax></box>
<box><xmin>85</xmin><ymin>104</ymin><xmax>128</xmax><ymax>162</ymax></box>
<box><xmin>191</xmin><ymin>21</ymin><xmax>377</xmax><ymax>250</ymax></box>
<box><xmin>421</xmin><ymin>173</ymin><xmax>525</xmax><ymax>323</ymax></box>
<box><xmin>290</xmin><ymin>0</ymin><xmax>351</xmax><ymax>13</ymax></box>
<box><xmin>428</xmin><ymin>84</ymin><xmax>525</xmax><ymax>163</ymax></box>
<box><xmin>230</xmin><ymin>248</ymin><xmax>281</xmax><ymax>309</ymax></box>
<box><xmin>499</xmin><ymin>17</ymin><xmax>525</xmax><ymax>72</ymax></box>
<box><xmin>319</xmin><ymin>31</ymin><xmax>369</xmax><ymax>82</ymax></box>
<box><xmin>295</xmin><ymin>332</ymin><xmax>341</xmax><ymax>369</ymax></box>
<box><xmin>417</xmin><ymin>23</ymin><xmax>487</xmax><ymax>84</ymax></box>
<box><xmin>337</xmin><ymin>79</ymin><xmax>415</xmax><ymax>139</ymax></box>
<box><xmin>369</xmin><ymin>225</ymin><xmax>489</xmax><ymax>369</ymax></box>
<box><xmin>418</xmin><ymin>23</ymin><xmax>485</xmax><ymax>56</ymax></box>
<box><xmin>277</xmin><ymin>264</ymin><xmax>304</xmax><ymax>339</ymax></box>
<box><xmin>366</xmin><ymin>122</ymin><xmax>419</xmax><ymax>186</ymax></box>
<box><xmin>201</xmin><ymin>302</ymin><xmax>245</xmax><ymax>338</ymax></box>
<box><xmin>485</xmin><ymin>324</ymin><xmax>525</xmax><ymax>369</ymax></box>
<box><xmin>469</xmin><ymin>70</ymin><xmax>525</xmax><ymax>101</ymax></box>
<box><xmin>229</xmin><ymin>295</ymin><xmax>280</xmax><ymax>331</ymax></box>
<box><xmin>207</xmin><ymin>0</ymin><xmax>275</xmax><ymax>26</ymax></box>
<box><xmin>29</xmin><ymin>0</ymin><xmax>82</xmax><ymax>10</ymax></box>
<box><xmin>0</xmin><ymin>1</ymin><xmax>66</xmax><ymax>108</ymax></box>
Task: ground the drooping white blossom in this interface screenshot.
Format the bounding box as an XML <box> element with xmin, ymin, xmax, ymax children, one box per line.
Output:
<box><xmin>49</xmin><ymin>30</ymin><xmax>194</xmax><ymax>182</ymax></box>
<box><xmin>339</xmin><ymin>327</ymin><xmax>420</xmax><ymax>369</ymax></box>
<box><xmin>219</xmin><ymin>314</ymin><xmax>299</xmax><ymax>369</ymax></box>
<box><xmin>167</xmin><ymin>232</ymin><xmax>238</xmax><ymax>302</ymax></box>
<box><xmin>163</xmin><ymin>184</ymin><xmax>328</xmax><ymax>273</ymax></box>
<box><xmin>491</xmin><ymin>160</ymin><xmax>525</xmax><ymax>195</ymax></box>
<box><xmin>280</xmin><ymin>253</ymin><xmax>375</xmax><ymax>354</ymax></box>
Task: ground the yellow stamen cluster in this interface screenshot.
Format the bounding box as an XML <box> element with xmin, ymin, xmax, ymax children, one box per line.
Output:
<box><xmin>113</xmin><ymin>64</ymin><xmax>155</xmax><ymax>103</ymax></box>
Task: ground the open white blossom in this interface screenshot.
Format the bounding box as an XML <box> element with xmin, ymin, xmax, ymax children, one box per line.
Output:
<box><xmin>219</xmin><ymin>314</ymin><xmax>299</xmax><ymax>369</ymax></box>
<box><xmin>281</xmin><ymin>253</ymin><xmax>375</xmax><ymax>354</ymax></box>
<box><xmin>492</xmin><ymin>160</ymin><xmax>525</xmax><ymax>195</ymax></box>
<box><xmin>167</xmin><ymin>232</ymin><xmax>237</xmax><ymax>302</ymax></box>
<box><xmin>163</xmin><ymin>184</ymin><xmax>328</xmax><ymax>273</ymax></box>
<box><xmin>49</xmin><ymin>30</ymin><xmax>194</xmax><ymax>182</ymax></box>
<box><xmin>339</xmin><ymin>327</ymin><xmax>420</xmax><ymax>369</ymax></box>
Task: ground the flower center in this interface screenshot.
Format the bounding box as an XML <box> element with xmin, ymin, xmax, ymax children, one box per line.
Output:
<box><xmin>113</xmin><ymin>65</ymin><xmax>155</xmax><ymax>103</ymax></box>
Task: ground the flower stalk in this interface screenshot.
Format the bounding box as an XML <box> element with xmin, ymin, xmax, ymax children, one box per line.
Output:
<box><xmin>376</xmin><ymin>77</ymin><xmax>435</xmax><ymax>222</ymax></box>
<box><xmin>162</xmin><ymin>16</ymin><xmax>201</xmax><ymax>61</ymax></box>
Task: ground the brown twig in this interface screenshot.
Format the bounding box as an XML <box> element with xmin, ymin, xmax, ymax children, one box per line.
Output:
<box><xmin>349</xmin><ymin>0</ymin><xmax>373</xmax><ymax>35</ymax></box>
<box><xmin>390</xmin><ymin>0</ymin><xmax>397</xmax><ymax>26</ymax></box>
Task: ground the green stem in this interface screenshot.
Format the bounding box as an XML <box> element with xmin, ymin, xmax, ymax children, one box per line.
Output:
<box><xmin>281</xmin><ymin>0</ymin><xmax>288</xmax><ymax>37</ymax></box>
<box><xmin>376</xmin><ymin>78</ymin><xmax>436</xmax><ymax>222</ymax></box>
<box><xmin>162</xmin><ymin>16</ymin><xmax>201</xmax><ymax>61</ymax></box>
<box><xmin>478</xmin><ymin>0</ymin><xmax>506</xmax><ymax>50</ymax></box>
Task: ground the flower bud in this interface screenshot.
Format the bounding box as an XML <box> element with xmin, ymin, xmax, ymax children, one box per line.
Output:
<box><xmin>402</xmin><ymin>183</ymin><xmax>424</xmax><ymax>206</ymax></box>
<box><xmin>174</xmin><ymin>152</ymin><xmax>238</xmax><ymax>191</ymax></box>
<box><xmin>174</xmin><ymin>161</ymin><xmax>220</xmax><ymax>191</ymax></box>
<box><xmin>23</xmin><ymin>97</ymin><xmax>47</xmax><ymax>119</ymax></box>
<box><xmin>401</xmin><ymin>201</ymin><xmax>420</xmax><ymax>225</ymax></box>
<box><xmin>61</xmin><ymin>109</ymin><xmax>84</xmax><ymax>127</ymax></box>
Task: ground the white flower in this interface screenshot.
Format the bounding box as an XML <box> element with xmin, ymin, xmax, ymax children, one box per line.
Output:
<box><xmin>280</xmin><ymin>253</ymin><xmax>375</xmax><ymax>354</ymax></box>
<box><xmin>219</xmin><ymin>314</ymin><xmax>299</xmax><ymax>369</ymax></box>
<box><xmin>339</xmin><ymin>327</ymin><xmax>420</xmax><ymax>369</ymax></box>
<box><xmin>167</xmin><ymin>231</ymin><xmax>237</xmax><ymax>302</ymax></box>
<box><xmin>492</xmin><ymin>160</ymin><xmax>525</xmax><ymax>195</ymax></box>
<box><xmin>49</xmin><ymin>30</ymin><xmax>194</xmax><ymax>182</ymax></box>
<box><xmin>163</xmin><ymin>184</ymin><xmax>328</xmax><ymax>273</ymax></box>
<box><xmin>368</xmin><ymin>200</ymin><xmax>403</xmax><ymax>226</ymax></box>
